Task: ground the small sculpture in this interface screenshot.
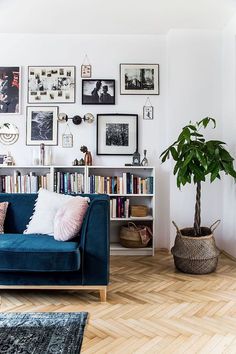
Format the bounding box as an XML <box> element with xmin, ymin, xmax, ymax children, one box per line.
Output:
<box><xmin>132</xmin><ymin>150</ymin><xmax>141</xmax><ymax>166</ymax></box>
<box><xmin>141</xmin><ymin>149</ymin><xmax>148</xmax><ymax>166</ymax></box>
<box><xmin>72</xmin><ymin>158</ymin><xmax>79</xmax><ymax>166</ymax></box>
<box><xmin>40</xmin><ymin>143</ymin><xmax>45</xmax><ymax>165</ymax></box>
<box><xmin>80</xmin><ymin>145</ymin><xmax>92</xmax><ymax>166</ymax></box>
<box><xmin>3</xmin><ymin>151</ymin><xmax>15</xmax><ymax>166</ymax></box>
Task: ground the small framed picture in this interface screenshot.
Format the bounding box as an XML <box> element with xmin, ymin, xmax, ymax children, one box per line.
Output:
<box><xmin>97</xmin><ymin>114</ymin><xmax>138</xmax><ymax>155</ymax></box>
<box><xmin>26</xmin><ymin>106</ymin><xmax>58</xmax><ymax>145</ymax></box>
<box><xmin>28</xmin><ymin>66</ymin><xmax>75</xmax><ymax>103</ymax></box>
<box><xmin>0</xmin><ymin>66</ymin><xmax>21</xmax><ymax>114</ymax></box>
<box><xmin>81</xmin><ymin>65</ymin><xmax>92</xmax><ymax>78</ymax></box>
<box><xmin>62</xmin><ymin>133</ymin><xmax>73</xmax><ymax>148</ymax></box>
<box><xmin>120</xmin><ymin>64</ymin><xmax>159</xmax><ymax>95</ymax></box>
<box><xmin>82</xmin><ymin>79</ymin><xmax>115</xmax><ymax>105</ymax></box>
<box><xmin>143</xmin><ymin>106</ymin><xmax>154</xmax><ymax>120</ymax></box>
<box><xmin>0</xmin><ymin>154</ymin><xmax>7</xmax><ymax>165</ymax></box>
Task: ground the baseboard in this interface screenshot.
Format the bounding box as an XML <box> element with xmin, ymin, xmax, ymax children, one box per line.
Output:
<box><xmin>221</xmin><ymin>250</ymin><xmax>236</xmax><ymax>262</ymax></box>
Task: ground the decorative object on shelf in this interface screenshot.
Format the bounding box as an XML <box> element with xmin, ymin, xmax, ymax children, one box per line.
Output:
<box><xmin>58</xmin><ymin>112</ymin><xmax>94</xmax><ymax>125</ymax></box>
<box><xmin>120</xmin><ymin>64</ymin><xmax>159</xmax><ymax>95</ymax></box>
<box><xmin>26</xmin><ymin>106</ymin><xmax>58</xmax><ymax>146</ymax></box>
<box><xmin>32</xmin><ymin>148</ymin><xmax>40</xmax><ymax>166</ymax></box>
<box><xmin>160</xmin><ymin>117</ymin><xmax>236</xmax><ymax>274</ymax></box>
<box><xmin>141</xmin><ymin>149</ymin><xmax>148</xmax><ymax>166</ymax></box>
<box><xmin>81</xmin><ymin>54</ymin><xmax>92</xmax><ymax>78</ymax></box>
<box><xmin>45</xmin><ymin>146</ymin><xmax>53</xmax><ymax>165</ymax></box>
<box><xmin>97</xmin><ymin>114</ymin><xmax>138</xmax><ymax>156</ymax></box>
<box><xmin>72</xmin><ymin>158</ymin><xmax>79</xmax><ymax>166</ymax></box>
<box><xmin>62</xmin><ymin>124</ymin><xmax>73</xmax><ymax>148</ymax></box>
<box><xmin>130</xmin><ymin>205</ymin><xmax>148</xmax><ymax>217</ymax></box>
<box><xmin>143</xmin><ymin>97</ymin><xmax>154</xmax><ymax>120</ymax></box>
<box><xmin>0</xmin><ymin>123</ymin><xmax>19</xmax><ymax>145</ymax></box>
<box><xmin>0</xmin><ymin>66</ymin><xmax>21</xmax><ymax>114</ymax></box>
<box><xmin>78</xmin><ymin>158</ymin><xmax>85</xmax><ymax>166</ymax></box>
<box><xmin>28</xmin><ymin>66</ymin><xmax>75</xmax><ymax>104</ymax></box>
<box><xmin>82</xmin><ymin>79</ymin><xmax>115</xmax><ymax>105</ymax></box>
<box><xmin>0</xmin><ymin>155</ymin><xmax>7</xmax><ymax>166</ymax></box>
<box><xmin>40</xmin><ymin>143</ymin><xmax>45</xmax><ymax>165</ymax></box>
<box><xmin>119</xmin><ymin>222</ymin><xmax>152</xmax><ymax>248</ymax></box>
<box><xmin>132</xmin><ymin>150</ymin><xmax>141</xmax><ymax>166</ymax></box>
<box><xmin>3</xmin><ymin>151</ymin><xmax>15</xmax><ymax>166</ymax></box>
<box><xmin>80</xmin><ymin>145</ymin><xmax>92</xmax><ymax>166</ymax></box>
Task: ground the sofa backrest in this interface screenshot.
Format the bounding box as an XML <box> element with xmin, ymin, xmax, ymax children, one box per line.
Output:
<box><xmin>0</xmin><ymin>193</ymin><xmax>109</xmax><ymax>234</ymax></box>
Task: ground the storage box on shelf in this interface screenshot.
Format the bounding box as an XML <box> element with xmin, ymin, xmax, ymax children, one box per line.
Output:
<box><xmin>87</xmin><ymin>166</ymin><xmax>155</xmax><ymax>256</ymax></box>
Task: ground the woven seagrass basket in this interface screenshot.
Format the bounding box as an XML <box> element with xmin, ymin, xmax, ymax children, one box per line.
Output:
<box><xmin>171</xmin><ymin>221</ymin><xmax>220</xmax><ymax>274</ymax></box>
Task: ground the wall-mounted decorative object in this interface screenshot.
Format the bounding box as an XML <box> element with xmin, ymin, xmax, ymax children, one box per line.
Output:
<box><xmin>0</xmin><ymin>123</ymin><xmax>19</xmax><ymax>145</ymax></box>
<box><xmin>97</xmin><ymin>114</ymin><xmax>138</xmax><ymax>156</ymax></box>
<box><xmin>141</xmin><ymin>149</ymin><xmax>148</xmax><ymax>166</ymax></box>
<box><xmin>132</xmin><ymin>150</ymin><xmax>141</xmax><ymax>165</ymax></box>
<box><xmin>28</xmin><ymin>66</ymin><xmax>75</xmax><ymax>104</ymax></box>
<box><xmin>0</xmin><ymin>67</ymin><xmax>21</xmax><ymax>114</ymax></box>
<box><xmin>26</xmin><ymin>106</ymin><xmax>58</xmax><ymax>146</ymax></box>
<box><xmin>80</xmin><ymin>145</ymin><xmax>92</xmax><ymax>166</ymax></box>
<box><xmin>81</xmin><ymin>54</ymin><xmax>92</xmax><ymax>78</ymax></box>
<box><xmin>82</xmin><ymin>79</ymin><xmax>115</xmax><ymax>105</ymax></box>
<box><xmin>62</xmin><ymin>124</ymin><xmax>73</xmax><ymax>148</ymax></box>
<box><xmin>143</xmin><ymin>97</ymin><xmax>154</xmax><ymax>120</ymax></box>
<box><xmin>120</xmin><ymin>64</ymin><xmax>159</xmax><ymax>95</ymax></box>
<box><xmin>83</xmin><ymin>113</ymin><xmax>95</xmax><ymax>123</ymax></box>
<box><xmin>58</xmin><ymin>112</ymin><xmax>95</xmax><ymax>125</ymax></box>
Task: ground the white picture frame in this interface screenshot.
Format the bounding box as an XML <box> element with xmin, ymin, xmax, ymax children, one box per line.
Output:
<box><xmin>81</xmin><ymin>64</ymin><xmax>92</xmax><ymax>78</ymax></box>
<box><xmin>143</xmin><ymin>106</ymin><xmax>154</xmax><ymax>120</ymax></box>
<box><xmin>62</xmin><ymin>133</ymin><xmax>73</xmax><ymax>148</ymax></box>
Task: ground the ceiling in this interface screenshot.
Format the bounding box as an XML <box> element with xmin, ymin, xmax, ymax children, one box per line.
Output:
<box><xmin>0</xmin><ymin>0</ymin><xmax>236</xmax><ymax>34</ymax></box>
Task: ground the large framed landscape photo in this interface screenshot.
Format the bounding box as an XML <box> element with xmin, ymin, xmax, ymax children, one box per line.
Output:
<box><xmin>0</xmin><ymin>66</ymin><xmax>21</xmax><ymax>114</ymax></box>
<box><xmin>26</xmin><ymin>106</ymin><xmax>58</xmax><ymax>145</ymax></box>
<box><xmin>120</xmin><ymin>64</ymin><xmax>159</xmax><ymax>95</ymax></box>
<box><xmin>82</xmin><ymin>79</ymin><xmax>115</xmax><ymax>105</ymax></box>
<box><xmin>97</xmin><ymin>114</ymin><xmax>138</xmax><ymax>155</ymax></box>
<box><xmin>28</xmin><ymin>66</ymin><xmax>75</xmax><ymax>103</ymax></box>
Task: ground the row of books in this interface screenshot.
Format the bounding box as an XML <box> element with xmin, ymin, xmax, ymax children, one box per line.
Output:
<box><xmin>54</xmin><ymin>172</ymin><xmax>84</xmax><ymax>194</ymax></box>
<box><xmin>88</xmin><ymin>174</ymin><xmax>154</xmax><ymax>194</ymax></box>
<box><xmin>0</xmin><ymin>172</ymin><xmax>50</xmax><ymax>193</ymax></box>
<box><xmin>110</xmin><ymin>197</ymin><xmax>130</xmax><ymax>218</ymax></box>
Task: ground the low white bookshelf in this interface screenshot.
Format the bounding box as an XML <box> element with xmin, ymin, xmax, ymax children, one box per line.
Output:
<box><xmin>0</xmin><ymin>165</ymin><xmax>155</xmax><ymax>256</ymax></box>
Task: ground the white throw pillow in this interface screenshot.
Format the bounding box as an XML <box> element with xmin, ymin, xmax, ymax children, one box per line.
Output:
<box><xmin>24</xmin><ymin>188</ymin><xmax>76</xmax><ymax>235</ymax></box>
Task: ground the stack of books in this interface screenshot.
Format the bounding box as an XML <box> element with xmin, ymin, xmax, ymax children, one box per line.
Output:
<box><xmin>88</xmin><ymin>173</ymin><xmax>153</xmax><ymax>194</ymax></box>
<box><xmin>54</xmin><ymin>171</ymin><xmax>84</xmax><ymax>194</ymax></box>
<box><xmin>110</xmin><ymin>197</ymin><xmax>130</xmax><ymax>218</ymax></box>
<box><xmin>0</xmin><ymin>171</ymin><xmax>50</xmax><ymax>193</ymax></box>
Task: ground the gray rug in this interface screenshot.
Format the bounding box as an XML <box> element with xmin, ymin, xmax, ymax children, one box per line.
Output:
<box><xmin>0</xmin><ymin>312</ymin><xmax>88</xmax><ymax>354</ymax></box>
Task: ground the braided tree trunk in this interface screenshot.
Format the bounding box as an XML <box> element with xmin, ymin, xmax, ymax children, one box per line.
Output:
<box><xmin>193</xmin><ymin>182</ymin><xmax>201</xmax><ymax>236</ymax></box>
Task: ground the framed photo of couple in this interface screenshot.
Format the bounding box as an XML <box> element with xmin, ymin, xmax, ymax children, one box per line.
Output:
<box><xmin>82</xmin><ymin>79</ymin><xmax>115</xmax><ymax>105</ymax></box>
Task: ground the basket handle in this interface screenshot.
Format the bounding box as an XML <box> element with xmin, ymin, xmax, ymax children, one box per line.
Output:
<box><xmin>172</xmin><ymin>221</ymin><xmax>183</xmax><ymax>236</ymax></box>
<box><xmin>210</xmin><ymin>220</ymin><xmax>221</xmax><ymax>233</ymax></box>
<box><xmin>128</xmin><ymin>222</ymin><xmax>138</xmax><ymax>229</ymax></box>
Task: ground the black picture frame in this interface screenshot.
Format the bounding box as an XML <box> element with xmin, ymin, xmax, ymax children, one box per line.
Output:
<box><xmin>0</xmin><ymin>66</ymin><xmax>21</xmax><ymax>114</ymax></box>
<box><xmin>82</xmin><ymin>79</ymin><xmax>115</xmax><ymax>105</ymax></box>
<box><xmin>120</xmin><ymin>63</ymin><xmax>159</xmax><ymax>95</ymax></box>
<box><xmin>27</xmin><ymin>66</ymin><xmax>76</xmax><ymax>104</ymax></box>
<box><xmin>97</xmin><ymin>113</ymin><xmax>138</xmax><ymax>156</ymax></box>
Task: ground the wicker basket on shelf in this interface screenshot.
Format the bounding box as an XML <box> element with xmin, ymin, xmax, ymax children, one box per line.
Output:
<box><xmin>120</xmin><ymin>222</ymin><xmax>152</xmax><ymax>248</ymax></box>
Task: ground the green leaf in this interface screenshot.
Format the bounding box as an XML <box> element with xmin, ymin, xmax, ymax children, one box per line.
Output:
<box><xmin>170</xmin><ymin>147</ymin><xmax>178</xmax><ymax>161</ymax></box>
<box><xmin>182</xmin><ymin>151</ymin><xmax>195</xmax><ymax>168</ymax></box>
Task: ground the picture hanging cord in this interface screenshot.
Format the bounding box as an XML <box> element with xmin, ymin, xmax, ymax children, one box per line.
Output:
<box><xmin>63</xmin><ymin>123</ymin><xmax>72</xmax><ymax>135</ymax></box>
<box><xmin>82</xmin><ymin>54</ymin><xmax>91</xmax><ymax>66</ymax></box>
<box><xmin>144</xmin><ymin>97</ymin><xmax>152</xmax><ymax>106</ymax></box>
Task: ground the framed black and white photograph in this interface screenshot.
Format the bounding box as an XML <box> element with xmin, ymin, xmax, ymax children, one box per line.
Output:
<box><xmin>120</xmin><ymin>64</ymin><xmax>159</xmax><ymax>95</ymax></box>
<box><xmin>0</xmin><ymin>66</ymin><xmax>21</xmax><ymax>114</ymax></box>
<box><xmin>82</xmin><ymin>79</ymin><xmax>115</xmax><ymax>105</ymax></box>
<box><xmin>97</xmin><ymin>114</ymin><xmax>138</xmax><ymax>155</ymax></box>
<box><xmin>143</xmin><ymin>105</ymin><xmax>154</xmax><ymax>120</ymax></box>
<box><xmin>26</xmin><ymin>106</ymin><xmax>58</xmax><ymax>145</ymax></box>
<box><xmin>28</xmin><ymin>66</ymin><xmax>75</xmax><ymax>104</ymax></box>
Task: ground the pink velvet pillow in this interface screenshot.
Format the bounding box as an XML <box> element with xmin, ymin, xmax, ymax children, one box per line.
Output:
<box><xmin>0</xmin><ymin>202</ymin><xmax>8</xmax><ymax>234</ymax></box>
<box><xmin>54</xmin><ymin>196</ymin><xmax>89</xmax><ymax>241</ymax></box>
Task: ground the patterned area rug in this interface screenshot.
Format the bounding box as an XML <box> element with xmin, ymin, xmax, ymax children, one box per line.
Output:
<box><xmin>0</xmin><ymin>312</ymin><xmax>88</xmax><ymax>354</ymax></box>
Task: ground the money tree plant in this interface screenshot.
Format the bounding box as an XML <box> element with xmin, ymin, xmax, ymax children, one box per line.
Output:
<box><xmin>160</xmin><ymin>117</ymin><xmax>236</xmax><ymax>236</ymax></box>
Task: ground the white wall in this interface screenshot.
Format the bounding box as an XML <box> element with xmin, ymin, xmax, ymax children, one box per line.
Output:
<box><xmin>221</xmin><ymin>15</ymin><xmax>236</xmax><ymax>256</ymax></box>
<box><xmin>0</xmin><ymin>34</ymin><xmax>169</xmax><ymax>248</ymax></box>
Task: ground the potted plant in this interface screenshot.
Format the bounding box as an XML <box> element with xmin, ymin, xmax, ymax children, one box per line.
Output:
<box><xmin>160</xmin><ymin>117</ymin><xmax>236</xmax><ymax>274</ymax></box>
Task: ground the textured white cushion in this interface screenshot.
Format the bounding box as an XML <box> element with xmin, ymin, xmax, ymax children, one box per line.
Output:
<box><xmin>24</xmin><ymin>188</ymin><xmax>76</xmax><ymax>235</ymax></box>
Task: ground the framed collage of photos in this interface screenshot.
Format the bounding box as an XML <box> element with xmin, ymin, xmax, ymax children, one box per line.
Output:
<box><xmin>97</xmin><ymin>114</ymin><xmax>138</xmax><ymax>156</ymax></box>
<box><xmin>28</xmin><ymin>66</ymin><xmax>75</xmax><ymax>104</ymax></box>
<box><xmin>0</xmin><ymin>66</ymin><xmax>21</xmax><ymax>114</ymax></box>
<box><xmin>26</xmin><ymin>106</ymin><xmax>58</xmax><ymax>146</ymax></box>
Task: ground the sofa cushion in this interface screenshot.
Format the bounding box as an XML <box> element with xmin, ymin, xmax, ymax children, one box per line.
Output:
<box><xmin>0</xmin><ymin>234</ymin><xmax>80</xmax><ymax>272</ymax></box>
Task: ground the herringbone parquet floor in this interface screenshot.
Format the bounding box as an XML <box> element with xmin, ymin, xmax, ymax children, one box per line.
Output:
<box><xmin>1</xmin><ymin>251</ymin><xmax>236</xmax><ymax>353</ymax></box>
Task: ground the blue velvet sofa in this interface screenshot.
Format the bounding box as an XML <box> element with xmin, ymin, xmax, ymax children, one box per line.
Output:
<box><xmin>0</xmin><ymin>193</ymin><xmax>110</xmax><ymax>302</ymax></box>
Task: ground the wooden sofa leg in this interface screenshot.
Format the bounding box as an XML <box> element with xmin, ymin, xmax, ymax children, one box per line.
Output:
<box><xmin>100</xmin><ymin>287</ymin><xmax>107</xmax><ymax>302</ymax></box>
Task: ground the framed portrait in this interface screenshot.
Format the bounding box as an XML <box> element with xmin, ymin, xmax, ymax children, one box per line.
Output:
<box><xmin>120</xmin><ymin>64</ymin><xmax>159</xmax><ymax>95</ymax></box>
<box><xmin>0</xmin><ymin>66</ymin><xmax>21</xmax><ymax>114</ymax></box>
<box><xmin>82</xmin><ymin>79</ymin><xmax>115</xmax><ymax>105</ymax></box>
<box><xmin>143</xmin><ymin>106</ymin><xmax>154</xmax><ymax>120</ymax></box>
<box><xmin>26</xmin><ymin>106</ymin><xmax>58</xmax><ymax>145</ymax></box>
<box><xmin>97</xmin><ymin>114</ymin><xmax>138</xmax><ymax>155</ymax></box>
<box><xmin>81</xmin><ymin>64</ymin><xmax>92</xmax><ymax>78</ymax></box>
<box><xmin>28</xmin><ymin>66</ymin><xmax>75</xmax><ymax>104</ymax></box>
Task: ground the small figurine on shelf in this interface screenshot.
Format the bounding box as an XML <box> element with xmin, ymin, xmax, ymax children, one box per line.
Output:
<box><xmin>132</xmin><ymin>150</ymin><xmax>141</xmax><ymax>166</ymax></box>
<box><xmin>78</xmin><ymin>158</ymin><xmax>85</xmax><ymax>166</ymax></box>
<box><xmin>3</xmin><ymin>151</ymin><xmax>15</xmax><ymax>166</ymax></box>
<box><xmin>72</xmin><ymin>158</ymin><xmax>79</xmax><ymax>166</ymax></box>
<box><xmin>40</xmin><ymin>143</ymin><xmax>45</xmax><ymax>165</ymax></box>
<box><xmin>80</xmin><ymin>145</ymin><xmax>92</xmax><ymax>166</ymax></box>
<box><xmin>141</xmin><ymin>149</ymin><xmax>149</xmax><ymax>166</ymax></box>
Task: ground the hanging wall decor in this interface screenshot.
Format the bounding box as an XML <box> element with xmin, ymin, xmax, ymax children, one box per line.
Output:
<box><xmin>28</xmin><ymin>66</ymin><xmax>75</xmax><ymax>104</ymax></box>
<box><xmin>0</xmin><ymin>123</ymin><xmax>19</xmax><ymax>145</ymax></box>
<box><xmin>81</xmin><ymin>55</ymin><xmax>92</xmax><ymax>78</ymax></box>
<box><xmin>0</xmin><ymin>67</ymin><xmax>21</xmax><ymax>114</ymax></box>
<box><xmin>143</xmin><ymin>97</ymin><xmax>154</xmax><ymax>120</ymax></box>
<box><xmin>62</xmin><ymin>124</ymin><xmax>73</xmax><ymax>148</ymax></box>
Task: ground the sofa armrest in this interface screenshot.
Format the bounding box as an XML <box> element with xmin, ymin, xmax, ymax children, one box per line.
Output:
<box><xmin>79</xmin><ymin>195</ymin><xmax>110</xmax><ymax>285</ymax></box>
